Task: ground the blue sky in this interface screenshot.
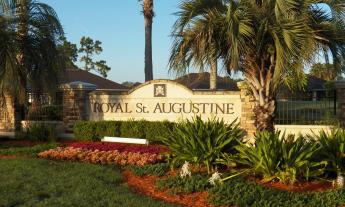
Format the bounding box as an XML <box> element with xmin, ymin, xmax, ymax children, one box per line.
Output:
<box><xmin>41</xmin><ymin>0</ymin><xmax>182</xmax><ymax>83</ymax></box>
<box><xmin>40</xmin><ymin>1</ymin><xmax>329</xmax><ymax>83</ymax></box>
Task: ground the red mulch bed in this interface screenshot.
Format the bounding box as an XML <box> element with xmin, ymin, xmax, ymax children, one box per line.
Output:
<box><xmin>123</xmin><ymin>170</ymin><xmax>213</xmax><ymax>207</ymax></box>
<box><xmin>0</xmin><ymin>155</ymin><xmax>18</xmax><ymax>159</ymax></box>
<box><xmin>249</xmin><ymin>177</ymin><xmax>335</xmax><ymax>192</ymax></box>
<box><xmin>0</xmin><ymin>140</ymin><xmax>48</xmax><ymax>147</ymax></box>
<box><xmin>0</xmin><ymin>139</ymin><xmax>91</xmax><ymax>146</ymax></box>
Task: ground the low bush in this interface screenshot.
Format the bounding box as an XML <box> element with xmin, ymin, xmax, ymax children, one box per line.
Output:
<box><xmin>73</xmin><ymin>121</ymin><xmax>121</xmax><ymax>141</ymax></box>
<box><xmin>233</xmin><ymin>131</ymin><xmax>325</xmax><ymax>184</ymax></box>
<box><xmin>38</xmin><ymin>147</ymin><xmax>165</xmax><ymax>166</ymax></box>
<box><xmin>25</xmin><ymin>123</ymin><xmax>58</xmax><ymax>142</ymax></box>
<box><xmin>67</xmin><ymin>142</ymin><xmax>169</xmax><ymax>154</ymax></box>
<box><xmin>120</xmin><ymin>119</ymin><xmax>147</xmax><ymax>139</ymax></box>
<box><xmin>159</xmin><ymin>116</ymin><xmax>243</xmax><ymax>173</ymax></box>
<box><xmin>156</xmin><ymin>174</ymin><xmax>210</xmax><ymax>194</ymax></box>
<box><xmin>129</xmin><ymin>163</ymin><xmax>170</xmax><ymax>177</ymax></box>
<box><xmin>209</xmin><ymin>177</ymin><xmax>345</xmax><ymax>207</ymax></box>
<box><xmin>73</xmin><ymin>120</ymin><xmax>174</xmax><ymax>141</ymax></box>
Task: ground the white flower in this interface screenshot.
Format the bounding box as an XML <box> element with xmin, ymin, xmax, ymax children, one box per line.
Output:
<box><xmin>208</xmin><ymin>171</ymin><xmax>222</xmax><ymax>186</ymax></box>
<box><xmin>180</xmin><ymin>161</ymin><xmax>191</xmax><ymax>178</ymax></box>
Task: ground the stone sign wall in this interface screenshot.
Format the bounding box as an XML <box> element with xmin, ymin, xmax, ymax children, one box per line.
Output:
<box><xmin>88</xmin><ymin>80</ymin><xmax>242</xmax><ymax>123</ymax></box>
<box><xmin>5</xmin><ymin>79</ymin><xmax>345</xmax><ymax>139</ymax></box>
<box><xmin>0</xmin><ymin>80</ymin><xmax>257</xmax><ymax>137</ymax></box>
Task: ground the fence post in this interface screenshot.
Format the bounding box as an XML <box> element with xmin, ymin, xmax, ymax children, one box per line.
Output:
<box><xmin>237</xmin><ymin>81</ymin><xmax>256</xmax><ymax>142</ymax></box>
<box><xmin>60</xmin><ymin>82</ymin><xmax>97</xmax><ymax>133</ymax></box>
<box><xmin>335</xmin><ymin>80</ymin><xmax>345</xmax><ymax>126</ymax></box>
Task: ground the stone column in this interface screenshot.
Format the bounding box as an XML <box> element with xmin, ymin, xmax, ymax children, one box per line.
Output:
<box><xmin>237</xmin><ymin>81</ymin><xmax>256</xmax><ymax>141</ymax></box>
<box><xmin>335</xmin><ymin>80</ymin><xmax>345</xmax><ymax>126</ymax></box>
<box><xmin>0</xmin><ymin>94</ymin><xmax>20</xmax><ymax>132</ymax></box>
<box><xmin>60</xmin><ymin>82</ymin><xmax>97</xmax><ymax>133</ymax></box>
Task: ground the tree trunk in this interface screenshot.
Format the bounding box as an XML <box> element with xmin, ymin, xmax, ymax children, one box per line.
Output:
<box><xmin>244</xmin><ymin>58</ymin><xmax>276</xmax><ymax>132</ymax></box>
<box><xmin>253</xmin><ymin>99</ymin><xmax>275</xmax><ymax>132</ymax></box>
<box><xmin>144</xmin><ymin>15</ymin><xmax>153</xmax><ymax>82</ymax></box>
<box><xmin>16</xmin><ymin>0</ymin><xmax>29</xmax><ymax>121</ymax></box>
<box><xmin>210</xmin><ymin>58</ymin><xmax>217</xmax><ymax>90</ymax></box>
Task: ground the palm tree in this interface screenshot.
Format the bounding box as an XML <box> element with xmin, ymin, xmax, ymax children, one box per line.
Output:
<box><xmin>0</xmin><ymin>0</ymin><xmax>64</xmax><ymax>105</ymax></box>
<box><xmin>139</xmin><ymin>0</ymin><xmax>154</xmax><ymax>82</ymax></box>
<box><xmin>310</xmin><ymin>63</ymin><xmax>340</xmax><ymax>81</ymax></box>
<box><xmin>170</xmin><ymin>0</ymin><xmax>345</xmax><ymax>132</ymax></box>
<box><xmin>0</xmin><ymin>15</ymin><xmax>20</xmax><ymax>99</ymax></box>
<box><xmin>169</xmin><ymin>0</ymin><xmax>226</xmax><ymax>90</ymax></box>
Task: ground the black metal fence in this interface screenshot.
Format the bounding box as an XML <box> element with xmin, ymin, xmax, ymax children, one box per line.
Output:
<box><xmin>23</xmin><ymin>92</ymin><xmax>63</xmax><ymax>121</ymax></box>
<box><xmin>275</xmin><ymin>91</ymin><xmax>337</xmax><ymax>125</ymax></box>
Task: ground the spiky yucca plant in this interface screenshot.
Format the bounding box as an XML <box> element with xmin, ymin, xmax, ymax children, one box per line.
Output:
<box><xmin>316</xmin><ymin>129</ymin><xmax>345</xmax><ymax>187</ymax></box>
<box><xmin>159</xmin><ymin>116</ymin><xmax>243</xmax><ymax>174</ymax></box>
<box><xmin>234</xmin><ymin>131</ymin><xmax>325</xmax><ymax>184</ymax></box>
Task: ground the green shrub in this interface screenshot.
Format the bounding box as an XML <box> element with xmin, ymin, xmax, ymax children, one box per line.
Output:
<box><xmin>234</xmin><ymin>131</ymin><xmax>325</xmax><ymax>184</ymax></box>
<box><xmin>25</xmin><ymin>123</ymin><xmax>58</xmax><ymax>142</ymax></box>
<box><xmin>128</xmin><ymin>163</ymin><xmax>170</xmax><ymax>177</ymax></box>
<box><xmin>315</xmin><ymin>129</ymin><xmax>345</xmax><ymax>177</ymax></box>
<box><xmin>159</xmin><ymin>116</ymin><xmax>243</xmax><ymax>173</ymax></box>
<box><xmin>94</xmin><ymin>121</ymin><xmax>121</xmax><ymax>138</ymax></box>
<box><xmin>144</xmin><ymin>121</ymin><xmax>175</xmax><ymax>141</ymax></box>
<box><xmin>156</xmin><ymin>174</ymin><xmax>210</xmax><ymax>194</ymax></box>
<box><xmin>73</xmin><ymin>120</ymin><xmax>174</xmax><ymax>142</ymax></box>
<box><xmin>74</xmin><ymin>121</ymin><xmax>121</xmax><ymax>141</ymax></box>
<box><xmin>120</xmin><ymin>119</ymin><xmax>147</xmax><ymax>138</ymax></box>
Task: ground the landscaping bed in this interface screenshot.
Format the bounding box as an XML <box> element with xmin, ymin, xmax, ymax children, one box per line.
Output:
<box><xmin>123</xmin><ymin>170</ymin><xmax>211</xmax><ymax>207</ymax></box>
<box><xmin>124</xmin><ymin>164</ymin><xmax>345</xmax><ymax>207</ymax></box>
<box><xmin>3</xmin><ymin>117</ymin><xmax>345</xmax><ymax>206</ymax></box>
<box><xmin>249</xmin><ymin>176</ymin><xmax>334</xmax><ymax>192</ymax></box>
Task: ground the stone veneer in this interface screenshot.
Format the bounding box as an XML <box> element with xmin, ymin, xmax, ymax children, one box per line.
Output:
<box><xmin>61</xmin><ymin>81</ymin><xmax>97</xmax><ymax>133</ymax></box>
<box><xmin>237</xmin><ymin>82</ymin><xmax>256</xmax><ymax>138</ymax></box>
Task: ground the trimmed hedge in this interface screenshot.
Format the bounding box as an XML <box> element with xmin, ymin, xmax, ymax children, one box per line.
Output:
<box><xmin>73</xmin><ymin>120</ymin><xmax>175</xmax><ymax>141</ymax></box>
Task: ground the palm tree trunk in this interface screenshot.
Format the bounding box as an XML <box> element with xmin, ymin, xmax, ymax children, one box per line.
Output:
<box><xmin>210</xmin><ymin>58</ymin><xmax>217</xmax><ymax>90</ymax></box>
<box><xmin>144</xmin><ymin>0</ymin><xmax>154</xmax><ymax>82</ymax></box>
<box><xmin>16</xmin><ymin>0</ymin><xmax>29</xmax><ymax>121</ymax></box>
<box><xmin>253</xmin><ymin>99</ymin><xmax>275</xmax><ymax>132</ymax></box>
<box><xmin>244</xmin><ymin>61</ymin><xmax>276</xmax><ymax>132</ymax></box>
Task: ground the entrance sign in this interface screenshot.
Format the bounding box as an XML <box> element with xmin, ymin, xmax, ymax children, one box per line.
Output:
<box><xmin>87</xmin><ymin>80</ymin><xmax>241</xmax><ymax>123</ymax></box>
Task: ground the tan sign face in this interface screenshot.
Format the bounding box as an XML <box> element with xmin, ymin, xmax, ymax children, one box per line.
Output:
<box><xmin>88</xmin><ymin>80</ymin><xmax>241</xmax><ymax>123</ymax></box>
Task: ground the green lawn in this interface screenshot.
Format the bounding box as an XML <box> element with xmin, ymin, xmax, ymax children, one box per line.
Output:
<box><xmin>0</xmin><ymin>158</ymin><xmax>177</xmax><ymax>207</ymax></box>
<box><xmin>0</xmin><ymin>143</ymin><xmax>60</xmax><ymax>157</ymax></box>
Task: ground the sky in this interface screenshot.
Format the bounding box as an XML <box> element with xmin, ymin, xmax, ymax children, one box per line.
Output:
<box><xmin>40</xmin><ymin>1</ymin><xmax>330</xmax><ymax>84</ymax></box>
<box><xmin>41</xmin><ymin>0</ymin><xmax>182</xmax><ymax>83</ymax></box>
